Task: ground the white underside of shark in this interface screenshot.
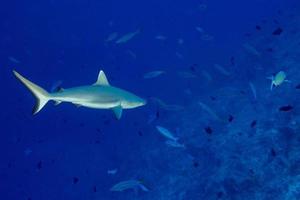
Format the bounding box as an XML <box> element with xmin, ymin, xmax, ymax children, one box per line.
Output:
<box><xmin>13</xmin><ymin>70</ymin><xmax>146</xmax><ymax>119</ymax></box>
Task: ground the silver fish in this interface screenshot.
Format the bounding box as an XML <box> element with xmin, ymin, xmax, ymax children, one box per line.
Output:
<box><xmin>110</xmin><ymin>180</ymin><xmax>149</xmax><ymax>192</ymax></box>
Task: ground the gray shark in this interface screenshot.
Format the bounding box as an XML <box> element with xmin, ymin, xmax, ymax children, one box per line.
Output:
<box><xmin>13</xmin><ymin>70</ymin><xmax>146</xmax><ymax>119</ymax></box>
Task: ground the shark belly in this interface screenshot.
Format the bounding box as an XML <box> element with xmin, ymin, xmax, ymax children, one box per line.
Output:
<box><xmin>77</xmin><ymin>101</ymin><xmax>120</xmax><ymax>109</ymax></box>
<box><xmin>51</xmin><ymin>86</ymin><xmax>122</xmax><ymax>109</ymax></box>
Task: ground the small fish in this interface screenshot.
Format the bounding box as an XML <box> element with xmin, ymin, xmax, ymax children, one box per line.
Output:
<box><xmin>149</xmin><ymin>97</ymin><xmax>166</xmax><ymax>106</ymax></box>
<box><xmin>165</xmin><ymin>140</ymin><xmax>185</xmax><ymax>148</ymax></box>
<box><xmin>107</xmin><ymin>168</ymin><xmax>118</xmax><ymax>175</ymax></box>
<box><xmin>108</xmin><ymin>20</ymin><xmax>114</xmax><ymax>27</ymax></box>
<box><xmin>255</xmin><ymin>25</ymin><xmax>262</xmax><ymax>31</ymax></box>
<box><xmin>115</xmin><ymin>29</ymin><xmax>140</xmax><ymax>44</ymax></box>
<box><xmin>156</xmin><ymin>126</ymin><xmax>178</xmax><ymax>141</ymax></box>
<box><xmin>249</xmin><ymin>82</ymin><xmax>257</xmax><ymax>100</ymax></box>
<box><xmin>189</xmin><ymin>64</ymin><xmax>197</xmax><ymax>72</ymax></box>
<box><xmin>193</xmin><ymin>161</ymin><xmax>199</xmax><ymax>168</ymax></box>
<box><xmin>204</xmin><ymin>126</ymin><xmax>213</xmax><ymax>135</ymax></box>
<box><xmin>201</xmin><ymin>34</ymin><xmax>214</xmax><ymax>41</ymax></box>
<box><xmin>198</xmin><ymin>3</ymin><xmax>207</xmax><ymax>11</ymax></box>
<box><xmin>296</xmin><ymin>84</ymin><xmax>300</xmax><ymax>89</ymax></box>
<box><xmin>268</xmin><ymin>71</ymin><xmax>289</xmax><ymax>90</ymax></box>
<box><xmin>93</xmin><ymin>186</ymin><xmax>97</xmax><ymax>192</ymax></box>
<box><xmin>126</xmin><ymin>50</ymin><xmax>137</xmax><ymax>59</ymax></box>
<box><xmin>8</xmin><ymin>56</ymin><xmax>20</xmax><ymax>64</ymax></box>
<box><xmin>273</xmin><ymin>19</ymin><xmax>280</xmax><ymax>25</ymax></box>
<box><xmin>230</xmin><ymin>56</ymin><xmax>235</xmax><ymax>66</ymax></box>
<box><xmin>155</xmin><ymin>35</ymin><xmax>167</xmax><ymax>40</ymax></box>
<box><xmin>24</xmin><ymin>148</ymin><xmax>32</xmax><ymax>156</ymax></box>
<box><xmin>147</xmin><ymin>110</ymin><xmax>160</xmax><ymax>124</ymax></box>
<box><xmin>143</xmin><ymin>71</ymin><xmax>165</xmax><ymax>79</ymax></box>
<box><xmin>73</xmin><ymin>177</ymin><xmax>79</xmax><ymax>184</ymax></box>
<box><xmin>163</xmin><ymin>104</ymin><xmax>184</xmax><ymax>111</ymax></box>
<box><xmin>243</xmin><ymin>43</ymin><xmax>261</xmax><ymax>56</ymax></box>
<box><xmin>178</xmin><ymin>38</ymin><xmax>184</xmax><ymax>45</ymax></box>
<box><xmin>228</xmin><ymin>115</ymin><xmax>234</xmax><ymax>122</ymax></box>
<box><xmin>37</xmin><ymin>160</ymin><xmax>42</xmax><ymax>170</ymax></box>
<box><xmin>156</xmin><ymin>110</ymin><xmax>160</xmax><ymax>118</ymax></box>
<box><xmin>175</xmin><ymin>52</ymin><xmax>184</xmax><ymax>59</ymax></box>
<box><xmin>177</xmin><ymin>71</ymin><xmax>197</xmax><ymax>78</ymax></box>
<box><xmin>244</xmin><ymin>33</ymin><xmax>252</xmax><ymax>37</ymax></box>
<box><xmin>195</xmin><ymin>26</ymin><xmax>204</xmax><ymax>33</ymax></box>
<box><xmin>279</xmin><ymin>105</ymin><xmax>293</xmax><ymax>112</ymax></box>
<box><xmin>198</xmin><ymin>101</ymin><xmax>222</xmax><ymax>121</ymax></box>
<box><xmin>201</xmin><ymin>70</ymin><xmax>212</xmax><ymax>81</ymax></box>
<box><xmin>270</xmin><ymin>148</ymin><xmax>276</xmax><ymax>157</ymax></box>
<box><xmin>105</xmin><ymin>32</ymin><xmax>118</xmax><ymax>42</ymax></box>
<box><xmin>138</xmin><ymin>130</ymin><xmax>143</xmax><ymax>136</ymax></box>
<box><xmin>250</xmin><ymin>120</ymin><xmax>257</xmax><ymax>128</ymax></box>
<box><xmin>210</xmin><ymin>96</ymin><xmax>217</xmax><ymax>101</ymax></box>
<box><xmin>214</xmin><ymin>64</ymin><xmax>231</xmax><ymax>76</ymax></box>
<box><xmin>110</xmin><ymin>180</ymin><xmax>149</xmax><ymax>192</ymax></box>
<box><xmin>184</xmin><ymin>88</ymin><xmax>192</xmax><ymax>95</ymax></box>
<box><xmin>272</xmin><ymin>27</ymin><xmax>283</xmax><ymax>35</ymax></box>
<box><xmin>150</xmin><ymin>97</ymin><xmax>184</xmax><ymax>111</ymax></box>
<box><xmin>147</xmin><ymin>114</ymin><xmax>156</xmax><ymax>124</ymax></box>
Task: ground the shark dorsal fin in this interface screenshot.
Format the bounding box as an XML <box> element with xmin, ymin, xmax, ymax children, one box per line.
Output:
<box><xmin>54</xmin><ymin>100</ymin><xmax>62</xmax><ymax>106</ymax></box>
<box><xmin>94</xmin><ymin>70</ymin><xmax>110</xmax><ymax>86</ymax></box>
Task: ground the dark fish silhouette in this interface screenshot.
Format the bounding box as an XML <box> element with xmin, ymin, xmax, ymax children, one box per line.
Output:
<box><xmin>279</xmin><ymin>105</ymin><xmax>293</xmax><ymax>112</ymax></box>
<box><xmin>204</xmin><ymin>126</ymin><xmax>213</xmax><ymax>135</ymax></box>
<box><xmin>272</xmin><ymin>27</ymin><xmax>283</xmax><ymax>35</ymax></box>
<box><xmin>250</xmin><ymin>120</ymin><xmax>257</xmax><ymax>128</ymax></box>
<box><xmin>37</xmin><ymin>160</ymin><xmax>42</xmax><ymax>170</ymax></box>
<box><xmin>228</xmin><ymin>115</ymin><xmax>234</xmax><ymax>122</ymax></box>
<box><xmin>73</xmin><ymin>177</ymin><xmax>79</xmax><ymax>184</ymax></box>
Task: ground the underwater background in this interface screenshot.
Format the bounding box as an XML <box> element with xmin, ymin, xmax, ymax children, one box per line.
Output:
<box><xmin>1</xmin><ymin>0</ymin><xmax>300</xmax><ymax>199</ymax></box>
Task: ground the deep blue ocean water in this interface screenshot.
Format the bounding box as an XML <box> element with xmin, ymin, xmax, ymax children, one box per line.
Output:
<box><xmin>1</xmin><ymin>0</ymin><xmax>300</xmax><ymax>199</ymax></box>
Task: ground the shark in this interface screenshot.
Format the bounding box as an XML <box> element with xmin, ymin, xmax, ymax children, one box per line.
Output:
<box><xmin>13</xmin><ymin>70</ymin><xmax>146</xmax><ymax>119</ymax></box>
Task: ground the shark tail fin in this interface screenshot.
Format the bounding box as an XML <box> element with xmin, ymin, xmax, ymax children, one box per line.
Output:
<box><xmin>13</xmin><ymin>70</ymin><xmax>51</xmax><ymax>114</ymax></box>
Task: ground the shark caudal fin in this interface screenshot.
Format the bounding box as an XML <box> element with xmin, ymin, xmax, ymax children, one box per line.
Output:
<box><xmin>13</xmin><ymin>70</ymin><xmax>51</xmax><ymax>114</ymax></box>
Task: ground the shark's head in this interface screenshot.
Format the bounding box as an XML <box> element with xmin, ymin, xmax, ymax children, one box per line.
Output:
<box><xmin>94</xmin><ymin>70</ymin><xmax>146</xmax><ymax>110</ymax></box>
<box><xmin>121</xmin><ymin>94</ymin><xmax>147</xmax><ymax>109</ymax></box>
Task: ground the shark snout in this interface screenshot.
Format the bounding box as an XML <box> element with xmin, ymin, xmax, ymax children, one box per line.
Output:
<box><xmin>135</xmin><ymin>97</ymin><xmax>147</xmax><ymax>107</ymax></box>
<box><xmin>141</xmin><ymin>98</ymin><xmax>147</xmax><ymax>106</ymax></box>
<box><xmin>122</xmin><ymin>96</ymin><xmax>146</xmax><ymax>109</ymax></box>
<box><xmin>135</xmin><ymin>96</ymin><xmax>147</xmax><ymax>107</ymax></box>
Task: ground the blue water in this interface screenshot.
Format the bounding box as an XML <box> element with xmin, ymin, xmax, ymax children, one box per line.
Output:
<box><xmin>1</xmin><ymin>0</ymin><xmax>300</xmax><ymax>199</ymax></box>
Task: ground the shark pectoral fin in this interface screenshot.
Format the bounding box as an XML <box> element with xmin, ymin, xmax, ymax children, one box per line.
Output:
<box><xmin>112</xmin><ymin>105</ymin><xmax>123</xmax><ymax>119</ymax></box>
<box><xmin>270</xmin><ymin>77</ymin><xmax>274</xmax><ymax>91</ymax></box>
<box><xmin>270</xmin><ymin>81</ymin><xmax>274</xmax><ymax>91</ymax></box>
<box><xmin>94</xmin><ymin>70</ymin><xmax>110</xmax><ymax>86</ymax></box>
<box><xmin>54</xmin><ymin>100</ymin><xmax>62</xmax><ymax>106</ymax></box>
